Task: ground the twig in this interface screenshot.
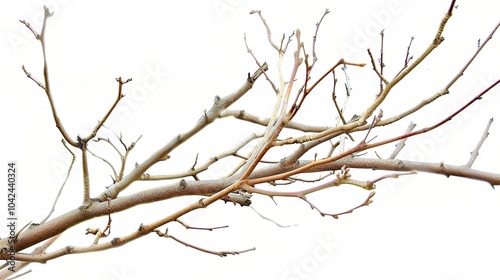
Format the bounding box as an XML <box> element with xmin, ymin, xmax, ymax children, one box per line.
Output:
<box><xmin>312</xmin><ymin>8</ymin><xmax>330</xmax><ymax>64</ymax></box>
<box><xmin>392</xmin><ymin>36</ymin><xmax>414</xmax><ymax>80</ymax></box>
<box><xmin>466</xmin><ymin>118</ymin><xmax>493</xmax><ymax>167</ymax></box>
<box><xmin>328</xmin><ymin>191</ymin><xmax>375</xmax><ymax>219</ymax></box>
<box><xmin>141</xmin><ymin>133</ymin><xmax>263</xmax><ymax>180</ymax></box>
<box><xmin>220</xmin><ymin>110</ymin><xmax>331</xmax><ymax>132</ymax></box>
<box><xmin>87</xmin><ymin>148</ymin><xmax>118</xmax><ymax>180</ymax></box>
<box><xmin>378</xmin><ymin>29</ymin><xmax>386</xmax><ymax>95</ymax></box>
<box><xmin>81</xmin><ymin>77</ymin><xmax>131</xmax><ymax>143</ymax></box>
<box><xmin>249</xmin><ymin>206</ymin><xmax>297</xmax><ymax>228</ymax></box>
<box><xmin>368</xmin><ymin>49</ymin><xmax>388</xmax><ymax>86</ymax></box>
<box><xmin>387</xmin><ymin>122</ymin><xmax>416</xmax><ymax>159</ymax></box>
<box><xmin>244</xmin><ymin>34</ymin><xmax>277</xmax><ymax>93</ymax></box>
<box><xmin>442</xmin><ymin>21</ymin><xmax>499</xmax><ymax>91</ymax></box>
<box><xmin>21</xmin><ymin>65</ymin><xmax>44</xmax><ymax>89</ymax></box>
<box><xmin>156</xmin><ymin>229</ymin><xmax>255</xmax><ymax>257</ymax></box>
<box><xmin>86</xmin><ymin>198</ymin><xmax>113</xmax><ymax>244</ymax></box>
<box><xmin>249</xmin><ymin>10</ymin><xmax>281</xmax><ymax>52</ymax></box>
<box><xmin>39</xmin><ymin>140</ymin><xmax>76</xmax><ymax>224</ymax></box>
<box><xmin>175</xmin><ymin>219</ymin><xmax>228</xmax><ymax>231</ymax></box>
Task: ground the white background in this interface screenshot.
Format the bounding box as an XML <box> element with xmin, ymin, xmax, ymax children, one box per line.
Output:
<box><xmin>1</xmin><ymin>0</ymin><xmax>499</xmax><ymax>279</ymax></box>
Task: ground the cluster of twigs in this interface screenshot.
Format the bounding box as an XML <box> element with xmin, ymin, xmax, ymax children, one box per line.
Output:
<box><xmin>1</xmin><ymin>1</ymin><xmax>499</xmax><ymax>278</ymax></box>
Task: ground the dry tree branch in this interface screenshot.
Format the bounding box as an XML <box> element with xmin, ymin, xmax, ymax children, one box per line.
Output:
<box><xmin>3</xmin><ymin>1</ymin><xmax>497</xmax><ymax>274</ymax></box>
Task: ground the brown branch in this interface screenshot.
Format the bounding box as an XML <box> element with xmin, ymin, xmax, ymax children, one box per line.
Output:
<box><xmin>156</xmin><ymin>230</ymin><xmax>255</xmax><ymax>257</ymax></box>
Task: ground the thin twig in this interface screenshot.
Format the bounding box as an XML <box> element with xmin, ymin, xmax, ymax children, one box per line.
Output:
<box><xmin>466</xmin><ymin>118</ymin><xmax>493</xmax><ymax>167</ymax></box>
<box><xmin>157</xmin><ymin>230</ymin><xmax>255</xmax><ymax>257</ymax></box>
<box><xmin>249</xmin><ymin>10</ymin><xmax>281</xmax><ymax>52</ymax></box>
<box><xmin>39</xmin><ymin>140</ymin><xmax>76</xmax><ymax>224</ymax></box>
<box><xmin>312</xmin><ymin>8</ymin><xmax>330</xmax><ymax>64</ymax></box>
<box><xmin>378</xmin><ymin>29</ymin><xmax>386</xmax><ymax>95</ymax></box>
<box><xmin>368</xmin><ymin>49</ymin><xmax>388</xmax><ymax>85</ymax></box>
<box><xmin>392</xmin><ymin>36</ymin><xmax>414</xmax><ymax>80</ymax></box>
<box><xmin>387</xmin><ymin>122</ymin><xmax>416</xmax><ymax>159</ymax></box>
<box><xmin>249</xmin><ymin>206</ymin><xmax>297</xmax><ymax>228</ymax></box>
